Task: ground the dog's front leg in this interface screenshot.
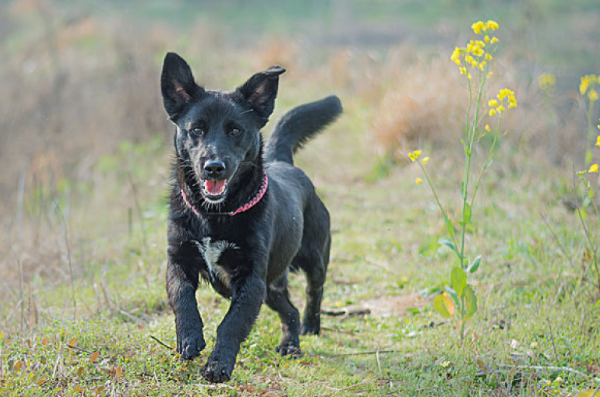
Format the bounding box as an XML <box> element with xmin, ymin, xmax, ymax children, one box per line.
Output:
<box><xmin>202</xmin><ymin>274</ymin><xmax>266</xmax><ymax>383</ymax></box>
<box><xmin>166</xmin><ymin>259</ymin><xmax>206</xmax><ymax>360</ymax></box>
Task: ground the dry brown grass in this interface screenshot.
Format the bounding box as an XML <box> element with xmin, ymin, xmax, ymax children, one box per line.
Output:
<box><xmin>0</xmin><ymin>11</ymin><xmax>172</xmax><ymax>217</ymax></box>
<box><xmin>254</xmin><ymin>38</ymin><xmax>301</xmax><ymax>72</ymax></box>
<box><xmin>368</xmin><ymin>48</ymin><xmax>587</xmax><ymax>165</ymax></box>
<box><xmin>371</xmin><ymin>56</ymin><xmax>466</xmax><ymax>159</ymax></box>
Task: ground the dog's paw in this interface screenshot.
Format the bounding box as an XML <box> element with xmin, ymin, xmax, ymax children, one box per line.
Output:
<box><xmin>177</xmin><ymin>333</ymin><xmax>206</xmax><ymax>360</ymax></box>
<box><xmin>300</xmin><ymin>322</ymin><xmax>320</xmax><ymax>336</ymax></box>
<box><xmin>201</xmin><ymin>358</ymin><xmax>233</xmax><ymax>383</ymax></box>
<box><xmin>276</xmin><ymin>341</ymin><xmax>302</xmax><ymax>357</ymax></box>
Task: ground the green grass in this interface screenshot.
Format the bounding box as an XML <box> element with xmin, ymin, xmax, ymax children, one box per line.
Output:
<box><xmin>1</xmin><ymin>105</ymin><xmax>599</xmax><ymax>396</ymax></box>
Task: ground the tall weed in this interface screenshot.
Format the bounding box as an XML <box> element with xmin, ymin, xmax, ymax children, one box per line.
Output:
<box><xmin>409</xmin><ymin>20</ymin><xmax>517</xmax><ymax>341</ymax></box>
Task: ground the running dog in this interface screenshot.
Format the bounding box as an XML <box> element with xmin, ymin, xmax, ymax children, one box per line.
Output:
<box><xmin>161</xmin><ymin>52</ymin><xmax>342</xmax><ymax>382</ymax></box>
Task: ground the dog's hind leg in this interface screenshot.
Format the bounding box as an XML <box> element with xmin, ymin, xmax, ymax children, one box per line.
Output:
<box><xmin>300</xmin><ymin>256</ymin><xmax>327</xmax><ymax>335</ymax></box>
<box><xmin>294</xmin><ymin>241</ymin><xmax>329</xmax><ymax>335</ymax></box>
<box><xmin>265</xmin><ymin>275</ymin><xmax>301</xmax><ymax>356</ymax></box>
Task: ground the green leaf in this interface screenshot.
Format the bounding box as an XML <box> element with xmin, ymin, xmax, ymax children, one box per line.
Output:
<box><xmin>460</xmin><ymin>202</ymin><xmax>472</xmax><ymax>226</ymax></box>
<box><xmin>451</xmin><ymin>267</ymin><xmax>467</xmax><ymax>297</ymax></box>
<box><xmin>445</xmin><ymin>217</ymin><xmax>455</xmax><ymax>239</ymax></box>
<box><xmin>439</xmin><ymin>238</ymin><xmax>458</xmax><ymax>254</ymax></box>
<box><xmin>433</xmin><ymin>294</ymin><xmax>455</xmax><ymax>319</ymax></box>
<box><xmin>580</xmin><ymin>208</ymin><xmax>588</xmax><ymax>221</ymax></box>
<box><xmin>445</xmin><ymin>287</ymin><xmax>459</xmax><ymax>305</ymax></box>
<box><xmin>469</xmin><ymin>255</ymin><xmax>481</xmax><ymax>273</ymax></box>
<box><xmin>463</xmin><ymin>285</ymin><xmax>478</xmax><ymax>321</ymax></box>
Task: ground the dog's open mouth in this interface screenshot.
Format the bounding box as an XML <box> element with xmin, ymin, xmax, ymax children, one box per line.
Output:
<box><xmin>202</xmin><ymin>179</ymin><xmax>229</xmax><ymax>202</ymax></box>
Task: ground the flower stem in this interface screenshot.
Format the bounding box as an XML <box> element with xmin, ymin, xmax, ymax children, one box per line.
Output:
<box><xmin>458</xmin><ymin>69</ymin><xmax>486</xmax><ymax>269</ymax></box>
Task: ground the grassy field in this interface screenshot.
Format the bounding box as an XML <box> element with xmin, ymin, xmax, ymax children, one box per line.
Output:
<box><xmin>1</xmin><ymin>1</ymin><xmax>600</xmax><ymax>396</ymax></box>
<box><xmin>2</xmin><ymin>108</ymin><xmax>600</xmax><ymax>395</ymax></box>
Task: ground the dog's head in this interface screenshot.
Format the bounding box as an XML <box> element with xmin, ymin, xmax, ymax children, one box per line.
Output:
<box><xmin>161</xmin><ymin>52</ymin><xmax>284</xmax><ymax>204</ymax></box>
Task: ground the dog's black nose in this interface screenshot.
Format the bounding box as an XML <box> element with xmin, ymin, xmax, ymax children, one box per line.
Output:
<box><xmin>204</xmin><ymin>160</ymin><xmax>226</xmax><ymax>178</ymax></box>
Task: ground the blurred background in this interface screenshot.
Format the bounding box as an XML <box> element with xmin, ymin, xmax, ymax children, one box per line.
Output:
<box><xmin>1</xmin><ymin>0</ymin><xmax>599</xmax><ymax>306</ymax></box>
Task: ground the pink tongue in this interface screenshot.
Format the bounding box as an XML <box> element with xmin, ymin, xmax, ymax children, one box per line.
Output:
<box><xmin>206</xmin><ymin>180</ymin><xmax>226</xmax><ymax>195</ymax></box>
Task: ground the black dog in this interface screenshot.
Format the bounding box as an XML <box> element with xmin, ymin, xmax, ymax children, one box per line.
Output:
<box><xmin>161</xmin><ymin>52</ymin><xmax>342</xmax><ymax>383</ymax></box>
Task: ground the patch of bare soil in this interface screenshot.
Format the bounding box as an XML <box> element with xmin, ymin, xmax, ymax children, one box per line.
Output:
<box><xmin>323</xmin><ymin>293</ymin><xmax>426</xmax><ymax>318</ymax></box>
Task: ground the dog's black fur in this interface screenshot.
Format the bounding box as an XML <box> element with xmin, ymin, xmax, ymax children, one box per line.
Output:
<box><xmin>161</xmin><ymin>52</ymin><xmax>342</xmax><ymax>383</ymax></box>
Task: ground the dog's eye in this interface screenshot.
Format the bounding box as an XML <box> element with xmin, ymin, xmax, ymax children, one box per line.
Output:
<box><xmin>230</xmin><ymin>127</ymin><xmax>242</xmax><ymax>136</ymax></box>
<box><xmin>191</xmin><ymin>127</ymin><xmax>204</xmax><ymax>136</ymax></box>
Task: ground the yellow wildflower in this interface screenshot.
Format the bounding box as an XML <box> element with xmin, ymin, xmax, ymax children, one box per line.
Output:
<box><xmin>485</xmin><ymin>124</ymin><xmax>491</xmax><ymax>132</ymax></box>
<box><xmin>416</xmin><ymin>178</ymin><xmax>423</xmax><ymax>184</ymax></box>
<box><xmin>451</xmin><ymin>47</ymin><xmax>462</xmax><ymax>65</ymax></box>
<box><xmin>408</xmin><ymin>150</ymin><xmax>422</xmax><ymax>162</ymax></box>
<box><xmin>498</xmin><ymin>88</ymin><xmax>515</xmax><ymax>100</ymax></box>
<box><xmin>538</xmin><ymin>73</ymin><xmax>556</xmax><ymax>91</ymax></box>
<box><xmin>489</xmin><ymin>109</ymin><xmax>496</xmax><ymax>117</ymax></box>
<box><xmin>589</xmin><ymin>89</ymin><xmax>599</xmax><ymax>102</ymax></box>
<box><xmin>471</xmin><ymin>21</ymin><xmax>485</xmax><ymax>35</ymax></box>
<box><xmin>580</xmin><ymin>75</ymin><xmax>591</xmax><ymax>95</ymax></box>
<box><xmin>488</xmin><ymin>99</ymin><xmax>499</xmax><ymax>107</ymax></box>
<box><xmin>589</xmin><ymin>164</ymin><xmax>599</xmax><ymax>173</ymax></box>
<box><xmin>595</xmin><ymin>135</ymin><xmax>600</xmax><ymax>146</ymax></box>
<box><xmin>486</xmin><ymin>20</ymin><xmax>499</xmax><ymax>31</ymax></box>
<box><xmin>422</xmin><ymin>157</ymin><xmax>430</xmax><ymax>165</ymax></box>
<box><xmin>453</xmin><ymin>20</ymin><xmax>501</xmax><ymax>77</ymax></box>
<box><xmin>490</xmin><ymin>37</ymin><xmax>499</xmax><ymax>44</ymax></box>
<box><xmin>486</xmin><ymin>71</ymin><xmax>494</xmax><ymax>79</ymax></box>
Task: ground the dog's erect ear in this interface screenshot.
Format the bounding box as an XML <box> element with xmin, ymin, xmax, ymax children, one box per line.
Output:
<box><xmin>161</xmin><ymin>52</ymin><xmax>203</xmax><ymax>119</ymax></box>
<box><xmin>237</xmin><ymin>66</ymin><xmax>286</xmax><ymax>121</ymax></box>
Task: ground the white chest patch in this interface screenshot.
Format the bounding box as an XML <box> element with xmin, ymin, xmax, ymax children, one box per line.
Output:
<box><xmin>193</xmin><ymin>237</ymin><xmax>238</xmax><ymax>287</ymax></box>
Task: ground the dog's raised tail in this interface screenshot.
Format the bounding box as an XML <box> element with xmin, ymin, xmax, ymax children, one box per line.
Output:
<box><xmin>264</xmin><ymin>95</ymin><xmax>342</xmax><ymax>165</ymax></box>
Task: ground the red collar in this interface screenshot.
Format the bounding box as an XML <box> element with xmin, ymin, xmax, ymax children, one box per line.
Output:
<box><xmin>180</xmin><ymin>171</ymin><xmax>268</xmax><ymax>216</ymax></box>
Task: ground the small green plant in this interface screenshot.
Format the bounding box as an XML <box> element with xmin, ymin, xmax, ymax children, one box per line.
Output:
<box><xmin>576</xmin><ymin>74</ymin><xmax>600</xmax><ymax>295</ymax></box>
<box><xmin>409</xmin><ymin>20</ymin><xmax>517</xmax><ymax>341</ymax></box>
